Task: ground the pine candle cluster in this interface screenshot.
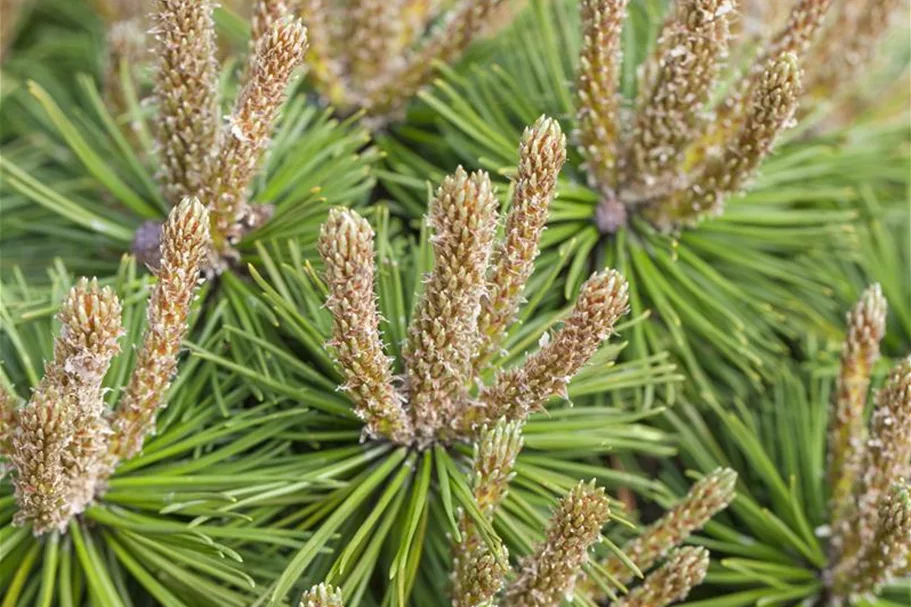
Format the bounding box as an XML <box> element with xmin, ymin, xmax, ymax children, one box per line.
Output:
<box><xmin>574</xmin><ymin>0</ymin><xmax>818</xmax><ymax>232</ymax></box>
<box><xmin>298</xmin><ymin>0</ymin><xmax>515</xmax><ymax>122</ymax></box>
<box><xmin>319</xmin><ymin>116</ymin><xmax>630</xmax><ymax>447</ymax></box>
<box><xmin>297</xmin><ymin>421</ymin><xmax>736</xmax><ymax>607</ymax></box>
<box><xmin>825</xmin><ymin>286</ymin><xmax>911</xmax><ymax>601</ymax></box>
<box><xmin>0</xmin><ymin>199</ymin><xmax>209</xmax><ymax>534</ymax></box>
<box><xmin>140</xmin><ymin>0</ymin><xmax>308</xmax><ymax>266</ymax></box>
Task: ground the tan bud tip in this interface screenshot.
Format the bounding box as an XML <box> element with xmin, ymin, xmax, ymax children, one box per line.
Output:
<box><xmin>57</xmin><ymin>278</ymin><xmax>124</xmax><ymax>365</ymax></box>
<box><xmin>162</xmin><ymin>197</ymin><xmax>211</xmax><ymax>266</ymax></box>
<box><xmin>577</xmin><ymin>268</ymin><xmax>631</xmax><ymax>331</ymax></box>
<box><xmin>299</xmin><ymin>583</ymin><xmax>345</xmax><ymax>607</ymax></box>
<box><xmin>318</xmin><ymin>207</ymin><xmax>375</xmax><ymax>271</ymax></box>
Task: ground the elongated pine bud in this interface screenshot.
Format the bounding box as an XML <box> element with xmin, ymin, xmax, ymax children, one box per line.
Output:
<box><xmin>475</xmin><ymin>116</ymin><xmax>566</xmax><ymax>370</ymax></box>
<box><xmin>299</xmin><ymin>583</ymin><xmax>345</xmax><ymax>607</ymax></box>
<box><xmin>249</xmin><ymin>0</ymin><xmax>291</xmax><ymax>57</ymax></box>
<box><xmin>613</xmin><ymin>547</ymin><xmax>710</xmax><ymax>607</ymax></box>
<box><xmin>103</xmin><ymin>19</ymin><xmax>147</xmax><ymax>122</ymax></box>
<box><xmin>107</xmin><ymin>198</ymin><xmax>210</xmax><ymax>466</ymax></box>
<box><xmin>809</xmin><ymin>0</ymin><xmax>900</xmax><ymax>97</ymax></box>
<box><xmin>451</xmin><ymin>420</ymin><xmax>522</xmax><ymax>606</ymax></box>
<box><xmin>9</xmin><ymin>280</ymin><xmax>123</xmax><ymax>534</ymax></box>
<box><xmin>623</xmin><ymin>0</ymin><xmax>733</xmax><ymax>193</ymax></box>
<box><xmin>346</xmin><ymin>0</ymin><xmax>402</xmax><ymax>89</ymax></box>
<box><xmin>828</xmin><ymin>285</ymin><xmax>888</xmax><ymax>533</ymax></box>
<box><xmin>505</xmin><ymin>481</ymin><xmax>611</xmax><ymax>607</ymax></box>
<box><xmin>600</xmin><ymin>468</ymin><xmax>736</xmax><ymax>590</ymax></box>
<box><xmin>575</xmin><ymin>0</ymin><xmax>627</xmax><ymax>192</ymax></box>
<box><xmin>452</xmin><ymin>540</ymin><xmax>509</xmax><ymax>607</ymax></box>
<box><xmin>207</xmin><ymin>19</ymin><xmax>308</xmax><ymax>256</ymax></box>
<box><xmin>700</xmin><ymin>0</ymin><xmax>831</xmax><ymax>158</ymax></box>
<box><xmin>472</xmin><ymin>270</ymin><xmax>628</xmax><ymax>431</ymax></box>
<box><xmin>650</xmin><ymin>53</ymin><xmax>801</xmax><ymax>230</ymax></box>
<box><xmin>405</xmin><ymin>167</ymin><xmax>499</xmax><ymax>444</ymax></box>
<box><xmin>299</xmin><ymin>0</ymin><xmax>350</xmax><ymax>107</ymax></box>
<box><xmin>833</xmin><ymin>483</ymin><xmax>911</xmax><ymax>598</ymax></box>
<box><xmin>318</xmin><ymin>208</ymin><xmax>412</xmax><ymax>443</ymax></box>
<box><xmin>152</xmin><ymin>0</ymin><xmax>220</xmax><ymax>207</ymax></box>
<box><xmin>0</xmin><ymin>386</ymin><xmax>16</xmax><ymax>455</ymax></box>
<box><xmin>839</xmin><ymin>356</ymin><xmax>911</xmax><ymax>559</ymax></box>
<box><xmin>365</xmin><ymin>0</ymin><xmax>505</xmax><ymax>120</ymax></box>
<box><xmin>53</xmin><ymin>280</ymin><xmax>124</xmax><ymax>518</ymax></box>
<box><xmin>472</xmin><ymin>420</ymin><xmax>524</xmax><ymax>515</ymax></box>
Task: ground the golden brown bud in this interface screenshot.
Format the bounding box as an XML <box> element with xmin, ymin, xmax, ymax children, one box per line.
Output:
<box><xmin>600</xmin><ymin>468</ymin><xmax>736</xmax><ymax>591</ymax></box>
<box><xmin>828</xmin><ymin>285</ymin><xmax>888</xmax><ymax>531</ymax></box>
<box><xmin>9</xmin><ymin>279</ymin><xmax>124</xmax><ymax>534</ymax></box>
<box><xmin>207</xmin><ymin>18</ymin><xmax>308</xmax><ymax>256</ymax></box>
<box><xmin>405</xmin><ymin>167</ymin><xmax>499</xmax><ymax>444</ymax></box>
<box><xmin>505</xmin><ymin>481</ymin><xmax>611</xmax><ymax>607</ymax></box>
<box><xmin>623</xmin><ymin>0</ymin><xmax>733</xmax><ymax>194</ymax></box>
<box><xmin>318</xmin><ymin>208</ymin><xmax>412</xmax><ymax>443</ymax></box>
<box><xmin>299</xmin><ymin>583</ymin><xmax>345</xmax><ymax>607</ymax></box>
<box><xmin>613</xmin><ymin>547</ymin><xmax>710</xmax><ymax>607</ymax></box>
<box><xmin>107</xmin><ymin>198</ymin><xmax>210</xmax><ymax>466</ymax></box>
<box><xmin>152</xmin><ymin>0</ymin><xmax>221</xmax><ymax>207</ymax></box>
<box><xmin>575</xmin><ymin>0</ymin><xmax>627</xmax><ymax>191</ymax></box>
<box><xmin>474</xmin><ymin>270</ymin><xmax>628</xmax><ymax>430</ymax></box>
<box><xmin>475</xmin><ymin>116</ymin><xmax>566</xmax><ymax>369</ymax></box>
<box><xmin>650</xmin><ymin>53</ymin><xmax>801</xmax><ymax>229</ymax></box>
